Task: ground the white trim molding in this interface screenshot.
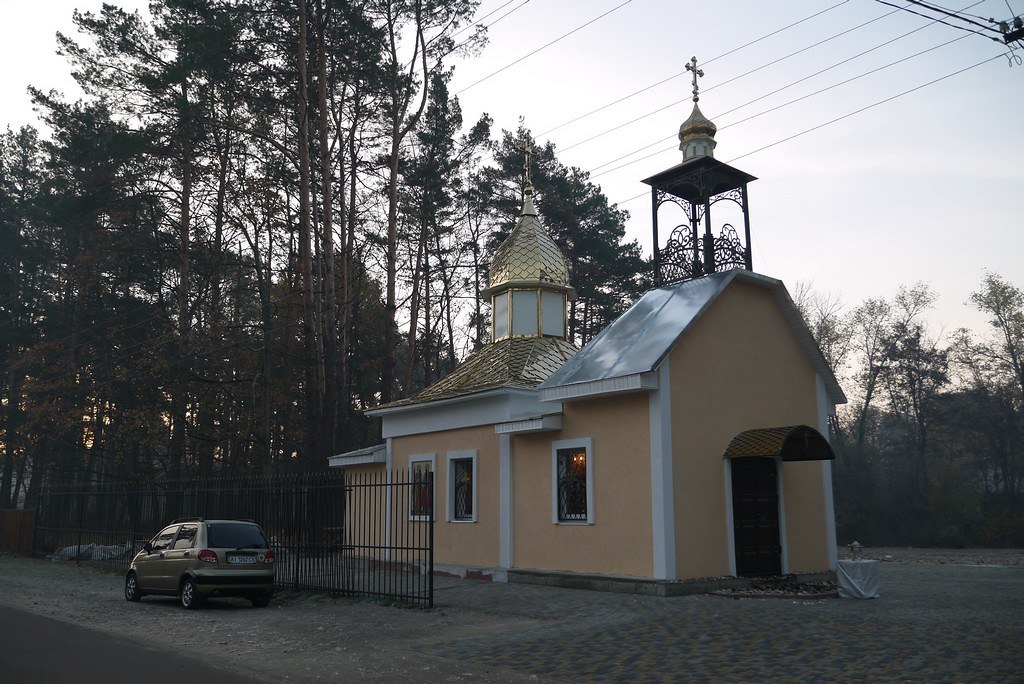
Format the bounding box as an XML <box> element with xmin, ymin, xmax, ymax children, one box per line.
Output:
<box><xmin>499</xmin><ymin>435</ymin><xmax>513</xmax><ymax>568</ymax></box>
<box><xmin>649</xmin><ymin>358</ymin><xmax>676</xmax><ymax>580</ymax></box>
<box><xmin>495</xmin><ymin>414</ymin><xmax>562</xmax><ymax>434</ymax></box>
<box><xmin>817</xmin><ymin>374</ymin><xmax>838</xmax><ymax>570</ymax></box>
<box><xmin>539</xmin><ymin>372</ymin><xmax>657</xmax><ymax>404</ymax></box>
<box><xmin>370</xmin><ymin>388</ymin><xmax>549</xmax><ymax>438</ymax></box>
<box><xmin>723</xmin><ymin>459</ymin><xmax>736</xmax><ymax>577</ymax></box>
<box><xmin>328</xmin><ymin>443</ymin><xmax>386</xmax><ymax>468</ymax></box>
<box><xmin>776</xmin><ymin>457</ymin><xmax>790</xmax><ymax>575</ymax></box>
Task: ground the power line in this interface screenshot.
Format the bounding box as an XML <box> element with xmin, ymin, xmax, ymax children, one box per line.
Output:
<box><xmin>608</xmin><ymin>53</ymin><xmax>1002</xmax><ymax>209</ymax></box>
<box><xmin>728</xmin><ymin>54</ymin><xmax>1001</xmax><ymax>161</ymax></box>
<box><xmin>717</xmin><ymin>34</ymin><xmax>970</xmax><ymax>133</ymax></box>
<box><xmin>875</xmin><ymin>0</ymin><xmax>1006</xmax><ymax>42</ymax></box>
<box><xmin>536</xmin><ymin>0</ymin><xmax>853</xmax><ymax>137</ymax></box>
<box><xmin>556</xmin><ymin>4</ymin><xmax>906</xmax><ymax>153</ymax></box>
<box><xmin>455</xmin><ymin>0</ymin><xmax>634</xmax><ymax>95</ymax></box>
<box><xmin>449</xmin><ymin>0</ymin><xmax>522</xmax><ymax>41</ymax></box>
<box><xmin>578</xmin><ymin>2</ymin><xmax>986</xmax><ymax>177</ymax></box>
<box><xmin>904</xmin><ymin>0</ymin><xmax>1002</xmax><ymax>31</ymax></box>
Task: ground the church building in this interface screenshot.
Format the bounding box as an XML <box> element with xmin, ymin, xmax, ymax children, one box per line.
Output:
<box><xmin>331</xmin><ymin>59</ymin><xmax>846</xmax><ymax>591</ymax></box>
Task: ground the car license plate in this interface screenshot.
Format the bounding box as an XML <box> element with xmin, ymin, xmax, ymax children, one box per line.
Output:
<box><xmin>227</xmin><ymin>554</ymin><xmax>257</xmax><ymax>564</ymax></box>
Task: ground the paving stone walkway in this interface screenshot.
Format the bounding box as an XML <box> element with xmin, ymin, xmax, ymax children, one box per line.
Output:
<box><xmin>415</xmin><ymin>562</ymin><xmax>1023</xmax><ymax>682</ymax></box>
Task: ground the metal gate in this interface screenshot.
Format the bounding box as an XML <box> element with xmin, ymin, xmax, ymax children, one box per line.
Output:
<box><xmin>29</xmin><ymin>470</ymin><xmax>434</xmax><ymax>606</ymax></box>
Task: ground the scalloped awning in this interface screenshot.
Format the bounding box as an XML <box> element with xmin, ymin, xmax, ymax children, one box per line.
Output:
<box><xmin>723</xmin><ymin>425</ymin><xmax>835</xmax><ymax>462</ymax></box>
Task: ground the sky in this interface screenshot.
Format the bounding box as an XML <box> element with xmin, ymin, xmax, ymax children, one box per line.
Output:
<box><xmin>2</xmin><ymin>0</ymin><xmax>1022</xmax><ymax>337</ymax></box>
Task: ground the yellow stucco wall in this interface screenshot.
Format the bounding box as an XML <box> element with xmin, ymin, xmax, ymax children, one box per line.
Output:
<box><xmin>511</xmin><ymin>393</ymin><xmax>653</xmax><ymax>577</ymax></box>
<box><xmin>779</xmin><ymin>460</ymin><xmax>829</xmax><ymax>571</ymax></box>
<box><xmin>669</xmin><ymin>280</ymin><xmax>830</xmax><ymax>577</ymax></box>
<box><xmin>390</xmin><ymin>425</ymin><xmax>502</xmax><ymax>567</ymax></box>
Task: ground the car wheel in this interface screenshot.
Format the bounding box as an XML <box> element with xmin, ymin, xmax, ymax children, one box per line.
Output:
<box><xmin>251</xmin><ymin>594</ymin><xmax>271</xmax><ymax>608</ymax></box>
<box><xmin>180</xmin><ymin>578</ymin><xmax>202</xmax><ymax>610</ymax></box>
<box><xmin>125</xmin><ymin>572</ymin><xmax>142</xmax><ymax>602</ymax></box>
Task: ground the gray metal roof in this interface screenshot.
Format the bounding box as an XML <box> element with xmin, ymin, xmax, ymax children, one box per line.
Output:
<box><xmin>538</xmin><ymin>270</ymin><xmax>847</xmax><ymax>405</ymax></box>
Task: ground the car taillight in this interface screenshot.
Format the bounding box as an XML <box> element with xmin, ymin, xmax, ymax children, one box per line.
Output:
<box><xmin>263</xmin><ymin>550</ymin><xmax>274</xmax><ymax>564</ymax></box>
<box><xmin>198</xmin><ymin>550</ymin><xmax>217</xmax><ymax>563</ymax></box>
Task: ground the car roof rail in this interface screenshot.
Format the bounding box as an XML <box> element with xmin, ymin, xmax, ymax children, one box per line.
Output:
<box><xmin>171</xmin><ymin>516</ymin><xmax>205</xmax><ymax>523</ymax></box>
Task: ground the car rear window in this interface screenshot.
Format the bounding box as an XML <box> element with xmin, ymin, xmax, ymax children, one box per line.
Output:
<box><xmin>208</xmin><ymin>523</ymin><xmax>268</xmax><ymax>549</ymax></box>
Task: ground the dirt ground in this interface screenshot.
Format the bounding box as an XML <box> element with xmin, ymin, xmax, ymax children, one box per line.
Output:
<box><xmin>0</xmin><ymin>553</ymin><xmax>541</xmax><ymax>682</ymax></box>
<box><xmin>0</xmin><ymin>547</ymin><xmax>1020</xmax><ymax>681</ymax></box>
<box><xmin>837</xmin><ymin>546</ymin><xmax>1024</xmax><ymax>566</ymax></box>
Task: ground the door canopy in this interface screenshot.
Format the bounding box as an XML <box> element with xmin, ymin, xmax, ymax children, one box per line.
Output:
<box><xmin>723</xmin><ymin>425</ymin><xmax>834</xmax><ymax>462</ymax></box>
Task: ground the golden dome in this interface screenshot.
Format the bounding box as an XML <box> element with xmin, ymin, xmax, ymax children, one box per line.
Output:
<box><xmin>678</xmin><ymin>101</ymin><xmax>717</xmax><ymax>142</ymax></box>
<box><xmin>482</xmin><ymin>188</ymin><xmax>571</xmax><ymax>297</ymax></box>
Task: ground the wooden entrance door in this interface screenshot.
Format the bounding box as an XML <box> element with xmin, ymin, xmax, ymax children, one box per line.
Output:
<box><xmin>731</xmin><ymin>457</ymin><xmax>781</xmax><ymax>577</ymax></box>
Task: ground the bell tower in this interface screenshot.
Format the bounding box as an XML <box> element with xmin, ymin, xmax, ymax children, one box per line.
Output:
<box><xmin>642</xmin><ymin>57</ymin><xmax>757</xmax><ymax>286</ymax></box>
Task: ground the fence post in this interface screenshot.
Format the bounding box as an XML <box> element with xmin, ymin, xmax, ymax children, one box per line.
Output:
<box><xmin>30</xmin><ymin>499</ymin><xmax>41</xmax><ymax>558</ymax></box>
<box><xmin>75</xmin><ymin>485</ymin><xmax>86</xmax><ymax>566</ymax></box>
<box><xmin>294</xmin><ymin>472</ymin><xmax>303</xmax><ymax>590</ymax></box>
<box><xmin>128</xmin><ymin>489</ymin><xmax>137</xmax><ymax>565</ymax></box>
<box><xmin>428</xmin><ymin>471</ymin><xmax>434</xmax><ymax>609</ymax></box>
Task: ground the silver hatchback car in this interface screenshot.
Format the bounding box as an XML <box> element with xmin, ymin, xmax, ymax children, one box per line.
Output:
<box><xmin>125</xmin><ymin>518</ymin><xmax>275</xmax><ymax>609</ymax></box>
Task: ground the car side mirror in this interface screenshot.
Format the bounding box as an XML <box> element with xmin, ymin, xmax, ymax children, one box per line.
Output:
<box><xmin>143</xmin><ymin>542</ymin><xmax>153</xmax><ymax>554</ymax></box>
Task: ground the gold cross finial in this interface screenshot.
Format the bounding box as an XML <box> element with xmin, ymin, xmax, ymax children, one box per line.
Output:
<box><xmin>685</xmin><ymin>56</ymin><xmax>703</xmax><ymax>103</ymax></box>
<box><xmin>519</xmin><ymin>137</ymin><xmax>534</xmax><ymax>189</ymax></box>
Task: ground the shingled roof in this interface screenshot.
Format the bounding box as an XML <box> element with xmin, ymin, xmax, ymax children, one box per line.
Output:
<box><xmin>377</xmin><ymin>336</ymin><xmax>578</xmax><ymax>409</ymax></box>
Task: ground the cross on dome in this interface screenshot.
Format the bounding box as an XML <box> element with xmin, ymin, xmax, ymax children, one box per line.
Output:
<box><xmin>685</xmin><ymin>55</ymin><xmax>703</xmax><ymax>103</ymax></box>
<box><xmin>519</xmin><ymin>138</ymin><xmax>534</xmax><ymax>190</ymax></box>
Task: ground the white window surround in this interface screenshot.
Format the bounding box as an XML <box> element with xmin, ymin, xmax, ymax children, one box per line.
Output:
<box><xmin>446</xmin><ymin>450</ymin><xmax>478</xmax><ymax>523</ymax></box>
<box><xmin>408</xmin><ymin>453</ymin><xmax>436</xmax><ymax>521</ymax></box>
<box><xmin>551</xmin><ymin>437</ymin><xmax>594</xmax><ymax>525</ymax></box>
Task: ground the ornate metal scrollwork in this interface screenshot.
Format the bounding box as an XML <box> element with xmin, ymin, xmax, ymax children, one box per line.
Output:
<box><xmin>655</xmin><ymin>188</ymin><xmax>687</xmax><ymax>212</ymax></box>
<box><xmin>709</xmin><ymin>188</ymin><xmax>744</xmax><ymax>209</ymax></box>
<box><xmin>713</xmin><ymin>223</ymin><xmax>747</xmax><ymax>272</ymax></box>
<box><xmin>658</xmin><ymin>222</ymin><xmax>747</xmax><ymax>285</ymax></box>
<box><xmin>660</xmin><ymin>223</ymin><xmax>701</xmax><ymax>284</ymax></box>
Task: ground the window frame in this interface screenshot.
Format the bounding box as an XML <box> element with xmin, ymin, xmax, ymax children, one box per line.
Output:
<box><xmin>492</xmin><ymin>291</ymin><xmax>509</xmax><ymax>340</ymax></box>
<box><xmin>541</xmin><ymin>290</ymin><xmax>566</xmax><ymax>337</ymax></box>
<box><xmin>171</xmin><ymin>523</ymin><xmax>198</xmax><ymax>550</ymax></box>
<box><xmin>551</xmin><ymin>438</ymin><xmax>594</xmax><ymax>525</ymax></box>
<box><xmin>408</xmin><ymin>453</ymin><xmax>436</xmax><ymax>521</ymax></box>
<box><xmin>446</xmin><ymin>450</ymin><xmax>478</xmax><ymax>523</ymax></box>
<box><xmin>150</xmin><ymin>525</ymin><xmax>180</xmax><ymax>552</ymax></box>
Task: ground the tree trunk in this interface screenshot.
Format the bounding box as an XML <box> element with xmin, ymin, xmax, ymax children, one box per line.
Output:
<box><xmin>315</xmin><ymin>0</ymin><xmax>339</xmax><ymax>457</ymax></box>
<box><xmin>296</xmin><ymin>0</ymin><xmax>322</xmax><ymax>469</ymax></box>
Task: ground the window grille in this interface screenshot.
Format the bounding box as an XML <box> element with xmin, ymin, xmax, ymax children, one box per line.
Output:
<box><xmin>410</xmin><ymin>460</ymin><xmax>433</xmax><ymax>517</ymax></box>
<box><xmin>452</xmin><ymin>459</ymin><xmax>473</xmax><ymax>521</ymax></box>
<box><xmin>556</xmin><ymin>448</ymin><xmax>588</xmax><ymax>521</ymax></box>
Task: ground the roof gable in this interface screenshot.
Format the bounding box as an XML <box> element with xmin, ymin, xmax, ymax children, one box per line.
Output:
<box><xmin>538</xmin><ymin>270</ymin><xmax>846</xmax><ymax>405</ymax></box>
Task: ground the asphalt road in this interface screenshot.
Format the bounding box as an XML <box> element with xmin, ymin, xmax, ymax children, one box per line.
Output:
<box><xmin>0</xmin><ymin>604</ymin><xmax>258</xmax><ymax>684</ymax></box>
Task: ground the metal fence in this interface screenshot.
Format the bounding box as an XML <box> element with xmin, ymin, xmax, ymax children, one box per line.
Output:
<box><xmin>30</xmin><ymin>469</ymin><xmax>434</xmax><ymax>606</ymax></box>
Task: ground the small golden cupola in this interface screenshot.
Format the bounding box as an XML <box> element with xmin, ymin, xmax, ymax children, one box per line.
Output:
<box><xmin>678</xmin><ymin>56</ymin><xmax>718</xmax><ymax>161</ymax></box>
<box><xmin>480</xmin><ymin>152</ymin><xmax>576</xmax><ymax>341</ymax></box>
